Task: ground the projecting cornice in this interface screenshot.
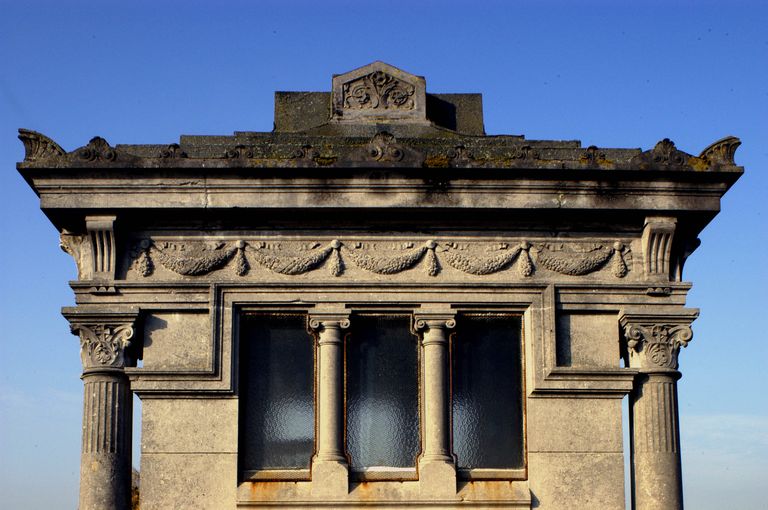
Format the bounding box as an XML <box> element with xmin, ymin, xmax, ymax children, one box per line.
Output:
<box><xmin>17</xmin><ymin>128</ymin><xmax>741</xmax><ymax>172</ymax></box>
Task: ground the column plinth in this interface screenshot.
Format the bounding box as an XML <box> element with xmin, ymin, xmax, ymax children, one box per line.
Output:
<box><xmin>64</xmin><ymin>308</ymin><xmax>139</xmax><ymax>510</ymax></box>
<box><xmin>620</xmin><ymin>310</ymin><xmax>697</xmax><ymax>510</ymax></box>
<box><xmin>414</xmin><ymin>316</ymin><xmax>456</xmax><ymax>498</ymax></box>
<box><xmin>309</xmin><ymin>316</ymin><xmax>350</xmax><ymax>497</ymax></box>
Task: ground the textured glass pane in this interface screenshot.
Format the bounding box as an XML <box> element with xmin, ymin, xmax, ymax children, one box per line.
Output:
<box><xmin>239</xmin><ymin>314</ymin><xmax>314</xmax><ymax>470</ymax></box>
<box><xmin>452</xmin><ymin>315</ymin><xmax>523</xmax><ymax>469</ymax></box>
<box><xmin>346</xmin><ymin>315</ymin><xmax>419</xmax><ymax>470</ymax></box>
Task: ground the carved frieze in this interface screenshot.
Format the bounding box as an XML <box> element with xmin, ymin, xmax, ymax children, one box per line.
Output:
<box><xmin>345</xmin><ymin>240</ymin><xmax>439</xmax><ymax>276</ymax></box>
<box><xmin>534</xmin><ymin>242</ymin><xmax>628</xmax><ymax>278</ymax></box>
<box><xmin>508</xmin><ymin>145</ymin><xmax>540</xmax><ymax>160</ymax></box>
<box><xmin>128</xmin><ymin>238</ymin><xmax>632</xmax><ymax>279</ymax></box>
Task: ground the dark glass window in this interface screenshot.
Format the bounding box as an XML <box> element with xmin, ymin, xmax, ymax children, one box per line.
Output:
<box><xmin>452</xmin><ymin>314</ymin><xmax>524</xmax><ymax>470</ymax></box>
<box><xmin>346</xmin><ymin>315</ymin><xmax>420</xmax><ymax>474</ymax></box>
<box><xmin>239</xmin><ymin>314</ymin><xmax>314</xmax><ymax>472</ymax></box>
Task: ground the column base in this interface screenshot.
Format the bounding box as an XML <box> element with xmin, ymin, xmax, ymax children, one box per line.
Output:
<box><xmin>418</xmin><ymin>459</ymin><xmax>457</xmax><ymax>498</ymax></box>
<box><xmin>311</xmin><ymin>459</ymin><xmax>349</xmax><ymax>498</ymax></box>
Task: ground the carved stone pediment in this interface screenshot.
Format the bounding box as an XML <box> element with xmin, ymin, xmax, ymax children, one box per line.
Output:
<box><xmin>331</xmin><ymin>61</ymin><xmax>428</xmax><ymax>123</ymax></box>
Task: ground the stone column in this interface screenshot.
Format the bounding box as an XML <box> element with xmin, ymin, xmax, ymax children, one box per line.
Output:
<box><xmin>63</xmin><ymin>308</ymin><xmax>140</xmax><ymax>510</ymax></box>
<box><xmin>309</xmin><ymin>315</ymin><xmax>349</xmax><ymax>497</ymax></box>
<box><xmin>620</xmin><ymin>310</ymin><xmax>698</xmax><ymax>510</ymax></box>
<box><xmin>414</xmin><ymin>315</ymin><xmax>456</xmax><ymax>497</ymax></box>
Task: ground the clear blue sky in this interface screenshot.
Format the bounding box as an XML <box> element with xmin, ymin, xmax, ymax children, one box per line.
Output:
<box><xmin>1</xmin><ymin>1</ymin><xmax>766</xmax><ymax>508</ymax></box>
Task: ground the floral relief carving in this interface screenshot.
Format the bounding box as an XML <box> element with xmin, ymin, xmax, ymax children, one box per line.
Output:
<box><xmin>344</xmin><ymin>240</ymin><xmax>438</xmax><ymax>276</ymax></box>
<box><xmin>343</xmin><ymin>71</ymin><xmax>415</xmax><ymax>111</ymax></box>
<box><xmin>130</xmin><ymin>239</ymin><xmax>631</xmax><ymax>279</ymax></box>
<box><xmin>624</xmin><ymin>323</ymin><xmax>693</xmax><ymax>370</ymax></box>
<box><xmin>60</xmin><ymin>231</ymin><xmax>89</xmax><ymax>279</ymax></box>
<box><xmin>534</xmin><ymin>242</ymin><xmax>629</xmax><ymax>277</ymax></box>
<box><xmin>159</xmin><ymin>143</ymin><xmax>187</xmax><ymax>158</ymax></box>
<box><xmin>441</xmin><ymin>241</ymin><xmax>533</xmax><ymax>276</ymax></box>
<box><xmin>73</xmin><ymin>324</ymin><xmax>135</xmax><ymax>369</ymax></box>
<box><xmin>246</xmin><ymin>240</ymin><xmax>342</xmax><ymax>276</ymax></box>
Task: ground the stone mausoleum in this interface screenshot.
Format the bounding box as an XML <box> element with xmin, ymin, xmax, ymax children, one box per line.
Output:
<box><xmin>18</xmin><ymin>62</ymin><xmax>742</xmax><ymax>509</ymax></box>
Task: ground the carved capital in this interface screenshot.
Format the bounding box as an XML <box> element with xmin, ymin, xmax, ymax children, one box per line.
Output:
<box><xmin>619</xmin><ymin>309</ymin><xmax>698</xmax><ymax>371</ymax></box>
<box><xmin>309</xmin><ymin>315</ymin><xmax>350</xmax><ymax>344</ymax></box>
<box><xmin>414</xmin><ymin>315</ymin><xmax>456</xmax><ymax>346</ymax></box>
<box><xmin>62</xmin><ymin>308</ymin><xmax>140</xmax><ymax>371</ymax></box>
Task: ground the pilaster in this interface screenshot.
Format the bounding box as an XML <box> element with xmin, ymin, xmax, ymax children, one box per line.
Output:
<box><xmin>308</xmin><ymin>313</ymin><xmax>350</xmax><ymax>497</ymax></box>
<box><xmin>63</xmin><ymin>307</ymin><xmax>140</xmax><ymax>510</ymax></box>
<box><xmin>414</xmin><ymin>313</ymin><xmax>457</xmax><ymax>498</ymax></box>
<box><xmin>620</xmin><ymin>309</ymin><xmax>698</xmax><ymax>510</ymax></box>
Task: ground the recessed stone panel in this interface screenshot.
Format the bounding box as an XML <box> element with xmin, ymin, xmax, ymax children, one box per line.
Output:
<box><xmin>141</xmin><ymin>311</ymin><xmax>211</xmax><ymax>371</ymax></box>
<box><xmin>556</xmin><ymin>312</ymin><xmax>619</xmax><ymax>368</ymax></box>
<box><xmin>141</xmin><ymin>398</ymin><xmax>237</xmax><ymax>454</ymax></box>
<box><xmin>527</xmin><ymin>397</ymin><xmax>623</xmax><ymax>453</ymax></box>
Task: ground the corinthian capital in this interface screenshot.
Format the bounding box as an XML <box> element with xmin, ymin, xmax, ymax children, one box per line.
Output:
<box><xmin>619</xmin><ymin>309</ymin><xmax>698</xmax><ymax>371</ymax></box>
<box><xmin>62</xmin><ymin>308</ymin><xmax>140</xmax><ymax>370</ymax></box>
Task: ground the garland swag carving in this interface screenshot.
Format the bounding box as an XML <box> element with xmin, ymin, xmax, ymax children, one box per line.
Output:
<box><xmin>130</xmin><ymin>239</ymin><xmax>630</xmax><ymax>279</ymax></box>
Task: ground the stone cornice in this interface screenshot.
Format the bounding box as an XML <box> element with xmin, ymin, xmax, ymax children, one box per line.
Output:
<box><xmin>17</xmin><ymin>129</ymin><xmax>742</xmax><ymax>173</ymax></box>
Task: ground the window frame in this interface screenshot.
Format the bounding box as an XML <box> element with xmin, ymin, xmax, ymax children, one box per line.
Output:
<box><xmin>234</xmin><ymin>302</ymin><xmax>529</xmax><ymax>484</ymax></box>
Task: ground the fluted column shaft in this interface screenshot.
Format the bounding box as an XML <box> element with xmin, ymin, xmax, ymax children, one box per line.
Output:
<box><xmin>80</xmin><ymin>370</ymin><xmax>133</xmax><ymax>510</ymax></box>
<box><xmin>630</xmin><ymin>371</ymin><xmax>682</xmax><ymax>510</ymax></box>
<box><xmin>63</xmin><ymin>308</ymin><xmax>139</xmax><ymax>510</ymax></box>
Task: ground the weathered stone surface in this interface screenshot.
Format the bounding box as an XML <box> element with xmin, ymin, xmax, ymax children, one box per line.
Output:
<box><xmin>556</xmin><ymin>312</ymin><xmax>620</xmax><ymax>368</ymax></box>
<box><xmin>527</xmin><ymin>397</ymin><xmax>624</xmax><ymax>453</ymax></box>
<box><xmin>141</xmin><ymin>312</ymin><xmax>212</xmax><ymax>371</ymax></box>
<box><xmin>528</xmin><ymin>452</ymin><xmax>626</xmax><ymax>509</ymax></box>
<box><xmin>141</xmin><ymin>453</ymin><xmax>237</xmax><ymax>510</ymax></box>
<box><xmin>141</xmin><ymin>398</ymin><xmax>237</xmax><ymax>454</ymax></box>
<box><xmin>20</xmin><ymin>62</ymin><xmax>742</xmax><ymax>509</ymax></box>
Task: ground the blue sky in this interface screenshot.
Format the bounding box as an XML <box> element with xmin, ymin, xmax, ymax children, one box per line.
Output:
<box><xmin>1</xmin><ymin>1</ymin><xmax>766</xmax><ymax>508</ymax></box>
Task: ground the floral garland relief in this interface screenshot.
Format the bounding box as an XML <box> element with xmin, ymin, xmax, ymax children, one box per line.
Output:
<box><xmin>130</xmin><ymin>239</ymin><xmax>631</xmax><ymax>279</ymax></box>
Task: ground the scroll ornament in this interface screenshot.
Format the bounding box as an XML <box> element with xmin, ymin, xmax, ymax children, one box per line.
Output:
<box><xmin>130</xmin><ymin>239</ymin><xmax>630</xmax><ymax>279</ymax></box>
<box><xmin>624</xmin><ymin>323</ymin><xmax>693</xmax><ymax>370</ymax></box>
<box><xmin>343</xmin><ymin>71</ymin><xmax>415</xmax><ymax>111</ymax></box>
<box><xmin>73</xmin><ymin>323</ymin><xmax>135</xmax><ymax>369</ymax></box>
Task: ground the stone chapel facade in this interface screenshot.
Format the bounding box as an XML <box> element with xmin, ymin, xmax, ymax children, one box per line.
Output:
<box><xmin>18</xmin><ymin>62</ymin><xmax>742</xmax><ymax>509</ymax></box>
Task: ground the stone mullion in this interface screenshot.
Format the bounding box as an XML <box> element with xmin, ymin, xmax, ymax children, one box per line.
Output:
<box><xmin>309</xmin><ymin>315</ymin><xmax>350</xmax><ymax>497</ymax></box>
<box><xmin>414</xmin><ymin>315</ymin><xmax>457</xmax><ymax>497</ymax></box>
